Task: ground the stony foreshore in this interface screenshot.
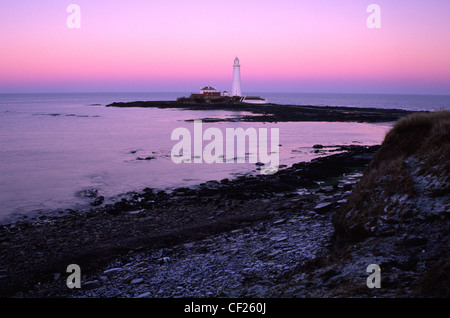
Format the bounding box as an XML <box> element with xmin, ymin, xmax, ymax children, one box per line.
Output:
<box><xmin>106</xmin><ymin>100</ymin><xmax>415</xmax><ymax>123</ymax></box>
<box><xmin>0</xmin><ymin>145</ymin><xmax>379</xmax><ymax>297</ymax></box>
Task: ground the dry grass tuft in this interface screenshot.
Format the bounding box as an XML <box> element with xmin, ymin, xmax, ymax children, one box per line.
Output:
<box><xmin>370</xmin><ymin>110</ymin><xmax>450</xmax><ymax>171</ymax></box>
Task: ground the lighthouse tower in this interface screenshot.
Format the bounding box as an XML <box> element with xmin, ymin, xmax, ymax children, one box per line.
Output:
<box><xmin>231</xmin><ymin>57</ymin><xmax>242</xmax><ymax>96</ymax></box>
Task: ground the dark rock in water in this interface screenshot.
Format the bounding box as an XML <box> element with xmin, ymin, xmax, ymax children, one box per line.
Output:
<box><xmin>173</xmin><ymin>187</ymin><xmax>190</xmax><ymax>193</ymax></box>
<box><xmin>136</xmin><ymin>156</ymin><xmax>156</xmax><ymax>161</ymax></box>
<box><xmin>104</xmin><ymin>204</ymin><xmax>120</xmax><ymax>215</ymax></box>
<box><xmin>104</xmin><ymin>199</ymin><xmax>133</xmax><ymax>215</ymax></box>
<box><xmin>313</xmin><ymin>144</ymin><xmax>324</xmax><ymax>149</ymax></box>
<box><xmin>202</xmin><ymin>180</ymin><xmax>220</xmax><ymax>189</ymax></box>
<box><xmin>172</xmin><ymin>187</ymin><xmax>192</xmax><ymax>196</ymax></box>
<box><xmin>76</xmin><ymin>188</ymin><xmax>99</xmax><ymax>199</ymax></box>
<box><xmin>143</xmin><ymin>187</ymin><xmax>154</xmax><ymax>194</ymax></box>
<box><xmin>91</xmin><ymin>196</ymin><xmax>105</xmax><ymax>206</ymax></box>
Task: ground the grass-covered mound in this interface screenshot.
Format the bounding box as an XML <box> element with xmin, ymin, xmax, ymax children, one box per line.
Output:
<box><xmin>335</xmin><ymin>111</ymin><xmax>450</xmax><ymax>241</ymax></box>
<box><xmin>333</xmin><ymin>110</ymin><xmax>450</xmax><ymax>296</ymax></box>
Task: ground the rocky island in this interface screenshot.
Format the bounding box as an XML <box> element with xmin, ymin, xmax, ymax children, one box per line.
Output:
<box><xmin>106</xmin><ymin>100</ymin><xmax>414</xmax><ymax>123</ymax></box>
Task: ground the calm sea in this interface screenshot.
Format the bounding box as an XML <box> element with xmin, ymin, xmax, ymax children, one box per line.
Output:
<box><xmin>0</xmin><ymin>92</ymin><xmax>448</xmax><ymax>222</ymax></box>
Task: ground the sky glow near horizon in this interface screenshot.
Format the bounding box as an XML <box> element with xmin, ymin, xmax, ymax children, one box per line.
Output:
<box><xmin>1</xmin><ymin>0</ymin><xmax>450</xmax><ymax>94</ymax></box>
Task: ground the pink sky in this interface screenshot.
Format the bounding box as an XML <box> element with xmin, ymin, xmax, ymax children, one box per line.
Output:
<box><xmin>1</xmin><ymin>0</ymin><xmax>450</xmax><ymax>94</ymax></box>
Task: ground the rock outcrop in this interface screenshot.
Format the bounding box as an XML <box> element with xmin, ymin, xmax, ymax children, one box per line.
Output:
<box><xmin>331</xmin><ymin>111</ymin><xmax>450</xmax><ymax>297</ymax></box>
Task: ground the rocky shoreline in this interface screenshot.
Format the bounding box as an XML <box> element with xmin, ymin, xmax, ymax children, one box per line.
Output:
<box><xmin>2</xmin><ymin>109</ymin><xmax>448</xmax><ymax>298</ymax></box>
<box><xmin>106</xmin><ymin>100</ymin><xmax>415</xmax><ymax>123</ymax></box>
<box><xmin>0</xmin><ymin>145</ymin><xmax>379</xmax><ymax>297</ymax></box>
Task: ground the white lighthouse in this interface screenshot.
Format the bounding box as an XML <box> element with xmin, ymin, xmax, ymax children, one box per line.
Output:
<box><xmin>231</xmin><ymin>57</ymin><xmax>242</xmax><ymax>97</ymax></box>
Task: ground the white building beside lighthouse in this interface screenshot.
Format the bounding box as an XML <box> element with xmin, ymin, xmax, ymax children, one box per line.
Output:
<box><xmin>180</xmin><ymin>56</ymin><xmax>268</xmax><ymax>104</ymax></box>
<box><xmin>231</xmin><ymin>57</ymin><xmax>242</xmax><ymax>97</ymax></box>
